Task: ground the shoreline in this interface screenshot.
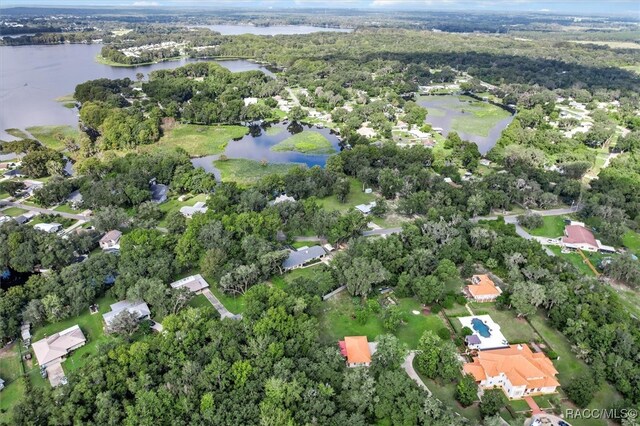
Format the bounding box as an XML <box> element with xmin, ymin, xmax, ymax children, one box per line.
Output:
<box><xmin>95</xmin><ymin>54</ymin><xmax>257</xmax><ymax>68</ymax></box>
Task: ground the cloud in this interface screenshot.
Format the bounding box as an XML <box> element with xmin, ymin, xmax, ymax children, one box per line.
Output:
<box><xmin>132</xmin><ymin>1</ymin><xmax>159</xmax><ymax>5</ymax></box>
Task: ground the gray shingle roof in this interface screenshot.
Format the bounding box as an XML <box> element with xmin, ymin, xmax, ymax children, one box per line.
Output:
<box><xmin>282</xmin><ymin>246</ymin><xmax>326</xmax><ymax>269</ymax></box>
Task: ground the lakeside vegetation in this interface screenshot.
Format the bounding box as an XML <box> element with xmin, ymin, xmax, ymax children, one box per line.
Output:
<box><xmin>155</xmin><ymin>124</ymin><xmax>247</xmax><ymax>157</ymax></box>
<box><xmin>214</xmin><ymin>158</ymin><xmax>304</xmax><ymax>185</ymax></box>
<box><xmin>270</xmin><ymin>131</ymin><xmax>336</xmax><ymax>154</ymax></box>
<box><xmin>26</xmin><ymin>125</ymin><xmax>80</xmax><ymax>152</ymax></box>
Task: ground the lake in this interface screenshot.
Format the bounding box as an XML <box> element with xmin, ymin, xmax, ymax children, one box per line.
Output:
<box><xmin>417</xmin><ymin>95</ymin><xmax>515</xmax><ymax>153</ymax></box>
<box><xmin>191</xmin><ymin>122</ymin><xmax>342</xmax><ymax>180</ymax></box>
<box><xmin>0</xmin><ymin>44</ymin><xmax>274</xmax><ymax>140</ymax></box>
<box><xmin>195</xmin><ymin>24</ymin><xmax>352</xmax><ymax>36</ymax></box>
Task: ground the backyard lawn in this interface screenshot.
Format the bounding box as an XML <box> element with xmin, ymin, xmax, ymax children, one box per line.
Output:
<box><xmin>26</xmin><ymin>125</ymin><xmax>80</xmax><ymax>151</ymax></box>
<box><xmin>31</xmin><ymin>294</ymin><xmax>116</xmax><ymax>375</ymax></box>
<box><xmin>526</xmin><ymin>216</ymin><xmax>568</xmax><ymax>238</ymax></box>
<box><xmin>622</xmin><ymin>229</ymin><xmax>640</xmax><ymax>256</ymax></box>
<box><xmin>53</xmin><ymin>203</ymin><xmax>83</xmax><ymax>214</ymax></box>
<box><xmin>465</xmin><ymin>302</ymin><xmax>539</xmax><ymax>344</ymax></box>
<box><xmin>188</xmin><ymin>294</ymin><xmax>212</xmax><ymax>309</ymax></box>
<box><xmin>154</xmin><ymin>124</ymin><xmax>247</xmax><ymax>157</ymax></box>
<box><xmin>1</xmin><ymin>207</ymin><xmax>28</xmax><ymax>217</ymax></box>
<box><xmin>270</xmin><ymin>131</ymin><xmax>336</xmax><ymax>155</ymax></box>
<box><xmin>214</xmin><ymin>159</ymin><xmax>303</xmax><ymax>186</ymax></box>
<box><xmin>547</xmin><ymin>246</ymin><xmax>597</xmax><ymax>277</ymax></box>
<box><xmin>317</xmin><ymin>177</ymin><xmax>375</xmax><ymax>212</ymax></box>
<box><xmin>319</xmin><ymin>293</ymin><xmax>447</xmax><ymax>349</ymax></box>
<box><xmin>158</xmin><ymin>193</ymin><xmax>208</xmax><ymax>226</ymax></box>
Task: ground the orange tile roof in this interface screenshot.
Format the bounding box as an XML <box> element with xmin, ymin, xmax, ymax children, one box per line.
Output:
<box><xmin>466</xmin><ymin>274</ymin><xmax>501</xmax><ymax>297</ymax></box>
<box><xmin>344</xmin><ymin>336</ymin><xmax>371</xmax><ymax>364</ymax></box>
<box><xmin>463</xmin><ymin>344</ymin><xmax>559</xmax><ymax>389</ymax></box>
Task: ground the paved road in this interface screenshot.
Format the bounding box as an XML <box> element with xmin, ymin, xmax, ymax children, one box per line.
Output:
<box><xmin>202</xmin><ymin>289</ymin><xmax>242</xmax><ymax>320</ymax></box>
<box><xmin>1</xmin><ymin>201</ymin><xmax>89</xmax><ymax>221</ymax></box>
<box><xmin>401</xmin><ymin>351</ymin><xmax>432</xmax><ymax>396</ymax></box>
<box><xmin>362</xmin><ymin>227</ymin><xmax>402</xmax><ymax>237</ymax></box>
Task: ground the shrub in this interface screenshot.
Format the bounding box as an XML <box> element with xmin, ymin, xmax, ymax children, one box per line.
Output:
<box><xmin>437</xmin><ymin>327</ymin><xmax>451</xmax><ymax>340</ymax></box>
<box><xmin>431</xmin><ymin>304</ymin><xmax>442</xmax><ymax>314</ymax></box>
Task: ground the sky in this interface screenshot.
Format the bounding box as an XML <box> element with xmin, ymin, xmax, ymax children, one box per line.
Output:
<box><xmin>1</xmin><ymin>0</ymin><xmax>639</xmax><ymax>17</ymax></box>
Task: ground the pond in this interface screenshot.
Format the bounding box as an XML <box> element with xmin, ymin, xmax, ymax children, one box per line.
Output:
<box><xmin>0</xmin><ymin>44</ymin><xmax>274</xmax><ymax>140</ymax></box>
<box><xmin>190</xmin><ymin>121</ymin><xmax>342</xmax><ymax>180</ymax></box>
<box><xmin>196</xmin><ymin>24</ymin><xmax>352</xmax><ymax>36</ymax></box>
<box><xmin>417</xmin><ymin>95</ymin><xmax>515</xmax><ymax>154</ymax></box>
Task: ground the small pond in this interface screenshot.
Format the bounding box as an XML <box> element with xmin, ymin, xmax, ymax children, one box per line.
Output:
<box><xmin>191</xmin><ymin>121</ymin><xmax>342</xmax><ymax>180</ymax></box>
<box><xmin>417</xmin><ymin>95</ymin><xmax>515</xmax><ymax>154</ymax></box>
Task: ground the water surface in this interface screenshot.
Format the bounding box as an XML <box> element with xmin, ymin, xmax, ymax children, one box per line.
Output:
<box><xmin>0</xmin><ymin>44</ymin><xmax>273</xmax><ymax>140</ymax></box>
<box><xmin>196</xmin><ymin>24</ymin><xmax>352</xmax><ymax>36</ymax></box>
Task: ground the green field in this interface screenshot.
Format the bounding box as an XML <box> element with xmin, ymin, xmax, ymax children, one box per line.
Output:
<box><xmin>622</xmin><ymin>230</ymin><xmax>640</xmax><ymax>256</ymax></box>
<box><xmin>1</xmin><ymin>207</ymin><xmax>28</xmax><ymax>217</ymax></box>
<box><xmin>319</xmin><ymin>293</ymin><xmax>446</xmax><ymax>349</ymax></box>
<box><xmin>214</xmin><ymin>159</ymin><xmax>303</xmax><ymax>186</ymax></box>
<box><xmin>526</xmin><ymin>216</ymin><xmax>568</xmax><ymax>238</ymax></box>
<box><xmin>53</xmin><ymin>204</ymin><xmax>83</xmax><ymax>214</ymax></box>
<box><xmin>317</xmin><ymin>177</ymin><xmax>376</xmax><ymax>212</ymax></box>
<box><xmin>5</xmin><ymin>128</ymin><xmax>30</xmax><ymax>139</ymax></box>
<box><xmin>26</xmin><ymin>125</ymin><xmax>80</xmax><ymax>151</ymax></box>
<box><xmin>155</xmin><ymin>124</ymin><xmax>247</xmax><ymax>157</ymax></box>
<box><xmin>547</xmin><ymin>246</ymin><xmax>598</xmax><ymax>277</ymax></box>
<box><xmin>270</xmin><ymin>131</ymin><xmax>336</xmax><ymax>155</ymax></box>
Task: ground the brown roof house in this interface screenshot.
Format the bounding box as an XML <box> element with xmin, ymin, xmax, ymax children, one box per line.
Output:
<box><xmin>339</xmin><ymin>336</ymin><xmax>377</xmax><ymax>367</ymax></box>
<box><xmin>466</xmin><ymin>275</ymin><xmax>502</xmax><ymax>302</ymax></box>
<box><xmin>32</xmin><ymin>325</ymin><xmax>86</xmax><ymax>369</ymax></box>
<box><xmin>562</xmin><ymin>222</ymin><xmax>615</xmax><ymax>253</ymax></box>
<box><xmin>170</xmin><ymin>274</ymin><xmax>210</xmax><ymax>294</ymax></box>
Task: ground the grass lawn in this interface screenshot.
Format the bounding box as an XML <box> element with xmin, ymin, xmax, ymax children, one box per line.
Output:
<box><xmin>53</xmin><ymin>203</ymin><xmax>83</xmax><ymax>214</ymax></box>
<box><xmin>613</xmin><ymin>286</ymin><xmax>640</xmax><ymax>318</ymax></box>
<box><xmin>547</xmin><ymin>246</ymin><xmax>597</xmax><ymax>277</ymax></box>
<box><xmin>32</xmin><ymin>294</ymin><xmax>116</xmax><ymax>375</ymax></box>
<box><xmin>188</xmin><ymin>294</ymin><xmax>212</xmax><ymax>309</ymax></box>
<box><xmin>291</xmin><ymin>240</ymin><xmax>322</xmax><ymax>249</ymax></box>
<box><xmin>319</xmin><ymin>293</ymin><xmax>446</xmax><ymax>349</ymax></box>
<box><xmin>214</xmin><ymin>159</ymin><xmax>303</xmax><ymax>186</ymax></box>
<box><xmin>155</xmin><ymin>124</ymin><xmax>247</xmax><ymax>157</ymax></box>
<box><xmin>26</xmin><ymin>125</ymin><xmax>79</xmax><ymax>152</ymax></box>
<box><xmin>270</xmin><ymin>130</ymin><xmax>336</xmax><ymax>155</ymax></box>
<box><xmin>0</xmin><ymin>344</ymin><xmax>24</xmax><ymax>412</ymax></box>
<box><xmin>208</xmin><ymin>286</ymin><xmax>246</xmax><ymax>315</ymax></box>
<box><xmin>1</xmin><ymin>207</ymin><xmax>28</xmax><ymax>217</ymax></box>
<box><xmin>526</xmin><ymin>216</ymin><xmax>568</xmax><ymax>238</ymax></box>
<box><xmin>466</xmin><ymin>303</ymin><xmax>539</xmax><ymax>344</ymax></box>
<box><xmin>157</xmin><ymin>193</ymin><xmax>208</xmax><ymax>227</ymax></box>
<box><xmin>422</xmin><ymin>376</ymin><xmax>483</xmax><ymax>422</ymax></box>
<box><xmin>317</xmin><ymin>177</ymin><xmax>375</xmax><ymax>212</ymax></box>
<box><xmin>0</xmin><ymin>191</ymin><xmax>9</xmax><ymax>200</ymax></box>
<box><xmin>622</xmin><ymin>229</ymin><xmax>640</xmax><ymax>256</ymax></box>
<box><xmin>508</xmin><ymin>398</ymin><xmax>531</xmax><ymax>413</ymax></box>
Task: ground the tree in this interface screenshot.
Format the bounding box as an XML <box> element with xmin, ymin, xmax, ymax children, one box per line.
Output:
<box><xmin>107</xmin><ymin>309</ymin><xmax>140</xmax><ymax>336</ymax></box>
<box><xmin>93</xmin><ymin>207</ymin><xmax>130</xmax><ymax>233</ymax></box>
<box><xmin>382</xmin><ymin>306</ymin><xmax>403</xmax><ymax>332</ymax></box>
<box><xmin>415</xmin><ymin>330</ymin><xmax>440</xmax><ymax>378</ymax></box>
<box><xmin>343</xmin><ymin>257</ymin><xmax>390</xmax><ymax>299</ymax></box>
<box><xmin>566</xmin><ymin>372</ymin><xmax>596</xmax><ymax>408</ymax></box>
<box><xmin>22</xmin><ymin>299</ymin><xmax>46</xmax><ymax>327</ymax></box>
<box><xmin>166</xmin><ymin>211</ymin><xmax>187</xmax><ymax>235</ymax></box>
<box><xmin>334</xmin><ymin>177</ymin><xmax>350</xmax><ymax>203</ymax></box>
<box><xmin>341</xmin><ymin>367</ymin><xmax>377</xmax><ymax>416</ymax></box>
<box><xmin>455</xmin><ymin>374</ymin><xmax>478</xmax><ymax>407</ymax></box>
<box><xmin>21</xmin><ymin>149</ymin><xmax>65</xmax><ymax>178</ymax></box>
<box><xmin>517</xmin><ymin>213</ymin><xmax>543</xmax><ymax>230</ymax></box>
<box><xmin>371</xmin><ymin>334</ymin><xmax>406</xmax><ymax>375</ymax></box>
<box><xmin>0</xmin><ymin>181</ymin><xmax>26</xmax><ymax>197</ymax></box>
<box><xmin>510</xmin><ymin>281</ymin><xmax>545</xmax><ymax>317</ymax></box>
<box><xmin>289</xmin><ymin>106</ymin><xmax>307</xmax><ymax>123</ymax></box>
<box><xmin>479</xmin><ymin>389</ymin><xmax>506</xmax><ymax>418</ymax></box>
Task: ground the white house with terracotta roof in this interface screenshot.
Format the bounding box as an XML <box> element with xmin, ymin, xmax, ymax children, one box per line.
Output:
<box><xmin>561</xmin><ymin>222</ymin><xmax>616</xmax><ymax>253</ymax></box>
<box><xmin>339</xmin><ymin>336</ymin><xmax>377</xmax><ymax>367</ymax></box>
<box><xmin>463</xmin><ymin>344</ymin><xmax>560</xmax><ymax>399</ymax></box>
<box><xmin>465</xmin><ymin>274</ymin><xmax>502</xmax><ymax>302</ymax></box>
<box><xmin>170</xmin><ymin>274</ymin><xmax>209</xmax><ymax>294</ymax></box>
<box><xmin>32</xmin><ymin>325</ymin><xmax>87</xmax><ymax>369</ymax></box>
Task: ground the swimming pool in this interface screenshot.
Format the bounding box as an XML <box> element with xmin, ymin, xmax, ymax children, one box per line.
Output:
<box><xmin>471</xmin><ymin>318</ymin><xmax>491</xmax><ymax>338</ymax></box>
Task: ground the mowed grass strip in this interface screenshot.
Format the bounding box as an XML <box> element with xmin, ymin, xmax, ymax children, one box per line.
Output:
<box><xmin>214</xmin><ymin>158</ymin><xmax>303</xmax><ymax>186</ymax></box>
<box><xmin>156</xmin><ymin>124</ymin><xmax>247</xmax><ymax>157</ymax></box>
<box><xmin>270</xmin><ymin>131</ymin><xmax>336</xmax><ymax>154</ymax></box>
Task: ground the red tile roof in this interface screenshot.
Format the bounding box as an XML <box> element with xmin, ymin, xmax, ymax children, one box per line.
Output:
<box><xmin>562</xmin><ymin>225</ymin><xmax>597</xmax><ymax>247</ymax></box>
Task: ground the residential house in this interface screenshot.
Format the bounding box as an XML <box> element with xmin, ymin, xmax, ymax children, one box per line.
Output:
<box><xmin>99</xmin><ymin>230</ymin><xmax>122</xmax><ymax>251</ymax></box>
<box><xmin>282</xmin><ymin>245</ymin><xmax>326</xmax><ymax>271</ymax></box>
<box><xmin>32</xmin><ymin>324</ymin><xmax>87</xmax><ymax>368</ymax></box>
<box><xmin>463</xmin><ymin>344</ymin><xmax>560</xmax><ymax>399</ymax></box>
<box><xmin>170</xmin><ymin>274</ymin><xmax>209</xmax><ymax>294</ymax></box>
<box><xmin>0</xmin><ymin>378</ymin><xmax>4</xmax><ymax>391</ymax></box>
<box><xmin>180</xmin><ymin>201</ymin><xmax>208</xmax><ymax>218</ymax></box>
<box><xmin>0</xmin><ymin>215</ymin><xmax>10</xmax><ymax>224</ymax></box>
<box><xmin>465</xmin><ymin>274</ymin><xmax>502</xmax><ymax>302</ymax></box>
<box><xmin>149</xmin><ymin>180</ymin><xmax>169</xmax><ymax>204</ymax></box>
<box><xmin>34</xmin><ymin>223</ymin><xmax>63</xmax><ymax>234</ymax></box>
<box><xmin>355</xmin><ymin>202</ymin><xmax>376</xmax><ymax>215</ymax></box>
<box><xmin>561</xmin><ymin>222</ymin><xmax>615</xmax><ymax>253</ymax></box>
<box><xmin>13</xmin><ymin>211</ymin><xmax>37</xmax><ymax>225</ymax></box>
<box><xmin>102</xmin><ymin>300</ymin><xmax>151</xmax><ymax>331</ymax></box>
<box><xmin>66</xmin><ymin>190</ymin><xmax>83</xmax><ymax>209</ymax></box>
<box><xmin>338</xmin><ymin>336</ymin><xmax>377</xmax><ymax>367</ymax></box>
<box><xmin>3</xmin><ymin>168</ymin><xmax>24</xmax><ymax>178</ymax></box>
